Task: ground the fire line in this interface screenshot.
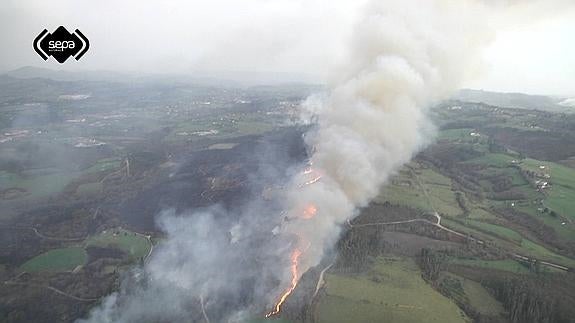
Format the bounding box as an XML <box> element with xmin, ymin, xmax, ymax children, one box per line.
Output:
<box><xmin>266</xmin><ymin>166</ymin><xmax>321</xmax><ymax>317</ymax></box>
<box><xmin>265</xmin><ymin>248</ymin><xmax>302</xmax><ymax>318</ymax></box>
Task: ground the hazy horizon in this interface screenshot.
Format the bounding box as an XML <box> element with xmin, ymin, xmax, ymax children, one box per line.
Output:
<box><xmin>1</xmin><ymin>65</ymin><xmax>572</xmax><ymax>98</ymax></box>
<box><xmin>1</xmin><ymin>0</ymin><xmax>575</xmax><ymax>96</ymax></box>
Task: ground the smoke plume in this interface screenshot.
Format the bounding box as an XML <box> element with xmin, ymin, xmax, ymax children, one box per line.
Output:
<box><xmin>281</xmin><ymin>0</ymin><xmax>491</xmax><ymax>289</ymax></box>
<box><xmin>80</xmin><ymin>0</ymin><xmax>493</xmax><ymax>322</ymax></box>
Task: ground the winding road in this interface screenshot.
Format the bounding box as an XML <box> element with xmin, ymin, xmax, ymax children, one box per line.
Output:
<box><xmin>347</xmin><ymin>212</ymin><xmax>570</xmax><ymax>272</ymax></box>
<box><xmin>312</xmin><ymin>262</ymin><xmax>334</xmax><ymax>300</ymax></box>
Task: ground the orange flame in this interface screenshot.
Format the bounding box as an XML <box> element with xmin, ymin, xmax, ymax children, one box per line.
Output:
<box><xmin>266</xmin><ymin>166</ymin><xmax>319</xmax><ymax>317</ymax></box>
<box><xmin>302</xmin><ymin>204</ymin><xmax>317</xmax><ymax>219</ymax></box>
<box><xmin>265</xmin><ymin>248</ymin><xmax>302</xmax><ymax>318</ymax></box>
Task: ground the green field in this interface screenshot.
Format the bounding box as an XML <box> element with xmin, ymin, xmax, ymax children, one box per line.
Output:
<box><xmin>441</xmin><ymin>273</ymin><xmax>505</xmax><ymax>317</ymax></box>
<box><xmin>441</xmin><ymin>219</ymin><xmax>502</xmax><ymax>243</ymax></box>
<box><xmin>378</xmin><ymin>182</ymin><xmax>430</xmax><ymax>211</ymax></box>
<box><xmin>84</xmin><ymin>157</ymin><xmax>122</xmax><ymax>173</ymax></box>
<box><xmin>418</xmin><ymin>169</ymin><xmax>462</xmax><ymax>217</ymax></box>
<box><xmin>235</xmin><ymin>120</ymin><xmax>275</xmax><ymax>135</ymax></box>
<box><xmin>498</xmin><ymin>157</ymin><xmax>575</xmax><ymax>243</ymax></box>
<box><xmin>437</xmin><ymin>129</ymin><xmax>489</xmax><ymax>147</ymax></box>
<box><xmin>457</xmin><ymin>276</ymin><xmax>504</xmax><ymax>316</ymax></box>
<box><xmin>521</xmin><ymin>158</ymin><xmax>575</xmax><ymax>220</ymax></box>
<box><xmin>516</xmin><ymin>203</ymin><xmax>574</xmax><ymax>241</ymax></box>
<box><xmin>20</xmin><ymin>247</ymin><xmax>87</xmax><ymax>272</ymax></box>
<box><xmin>437</xmin><ymin>128</ymin><xmax>475</xmax><ymax>141</ymax></box>
<box><xmin>85</xmin><ymin>228</ymin><xmax>150</xmax><ymax>260</ymax></box>
<box><xmin>0</xmin><ymin>169</ymin><xmax>78</xmax><ymax>200</ymax></box>
<box><xmin>316</xmin><ymin>257</ymin><xmax>469</xmax><ymax>323</ymax></box>
<box><xmin>76</xmin><ymin>182</ymin><xmax>103</xmax><ymax>195</ymax></box>
<box><xmin>464</xmin><ymin>153</ymin><xmax>516</xmax><ymax>168</ymax></box>
<box><xmin>444</xmin><ymin>218</ymin><xmax>575</xmax><ymax>268</ymax></box>
<box><xmin>375</xmin><ymin>140</ymin><xmax>575</xmax><ymax>270</ymax></box>
<box><xmin>466</xmin><ymin>208</ymin><xmax>497</xmax><ymax>220</ymax></box>
<box><xmin>519</xmin><ymin>239</ymin><xmax>575</xmax><ymax>267</ymax></box>
<box><xmin>455</xmin><ymin>219</ymin><xmax>523</xmax><ymax>243</ymax></box>
<box><xmin>378</xmin><ymin>165</ymin><xmax>462</xmax><ymax>217</ymax></box>
<box><xmin>167</xmin><ymin>117</ymin><xmax>276</xmax><ymax>142</ymax></box>
<box><xmin>18</xmin><ymin>229</ymin><xmax>151</xmax><ymax>273</ymax></box>
<box><xmin>0</xmin><ymin>156</ymin><xmax>124</xmax><ymax>202</ymax></box>
<box><xmin>449</xmin><ymin>258</ymin><xmax>531</xmax><ymax>274</ymax></box>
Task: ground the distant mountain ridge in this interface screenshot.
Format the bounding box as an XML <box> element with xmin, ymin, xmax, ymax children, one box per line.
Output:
<box><xmin>4</xmin><ymin>66</ymin><xmax>129</xmax><ymax>83</ymax></box>
<box><xmin>3</xmin><ymin>68</ymin><xmax>569</xmax><ymax>110</ymax></box>
<box><xmin>454</xmin><ymin>89</ymin><xmax>568</xmax><ymax>112</ymax></box>
<box><xmin>3</xmin><ymin>66</ymin><xmax>320</xmax><ymax>88</ymax></box>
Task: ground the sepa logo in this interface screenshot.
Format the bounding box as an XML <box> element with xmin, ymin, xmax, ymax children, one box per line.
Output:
<box><xmin>33</xmin><ymin>26</ymin><xmax>89</xmax><ymax>63</ymax></box>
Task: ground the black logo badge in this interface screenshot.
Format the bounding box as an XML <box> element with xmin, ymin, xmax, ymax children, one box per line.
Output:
<box><xmin>33</xmin><ymin>26</ymin><xmax>89</xmax><ymax>63</ymax></box>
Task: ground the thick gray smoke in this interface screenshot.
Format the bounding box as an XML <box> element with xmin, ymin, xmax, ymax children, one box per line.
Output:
<box><xmin>80</xmin><ymin>1</ymin><xmax>494</xmax><ymax>322</ymax></box>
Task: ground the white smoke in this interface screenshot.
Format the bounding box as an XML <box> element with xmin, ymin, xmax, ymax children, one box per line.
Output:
<box><xmin>280</xmin><ymin>0</ymin><xmax>491</xmax><ymax>284</ymax></box>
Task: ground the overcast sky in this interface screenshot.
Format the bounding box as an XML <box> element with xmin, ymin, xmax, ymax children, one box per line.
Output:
<box><xmin>0</xmin><ymin>0</ymin><xmax>574</xmax><ymax>96</ymax></box>
<box><xmin>467</xmin><ymin>6</ymin><xmax>575</xmax><ymax>96</ymax></box>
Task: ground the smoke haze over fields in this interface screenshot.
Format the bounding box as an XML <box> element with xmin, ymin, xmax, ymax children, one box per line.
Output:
<box><xmin>78</xmin><ymin>0</ymin><xmax>495</xmax><ymax>322</ymax></box>
<box><xmin>0</xmin><ymin>0</ymin><xmax>565</xmax><ymax>322</ymax></box>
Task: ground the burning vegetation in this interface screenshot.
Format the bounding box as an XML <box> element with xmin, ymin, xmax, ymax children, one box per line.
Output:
<box><xmin>266</xmin><ymin>248</ymin><xmax>302</xmax><ymax>318</ymax></box>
